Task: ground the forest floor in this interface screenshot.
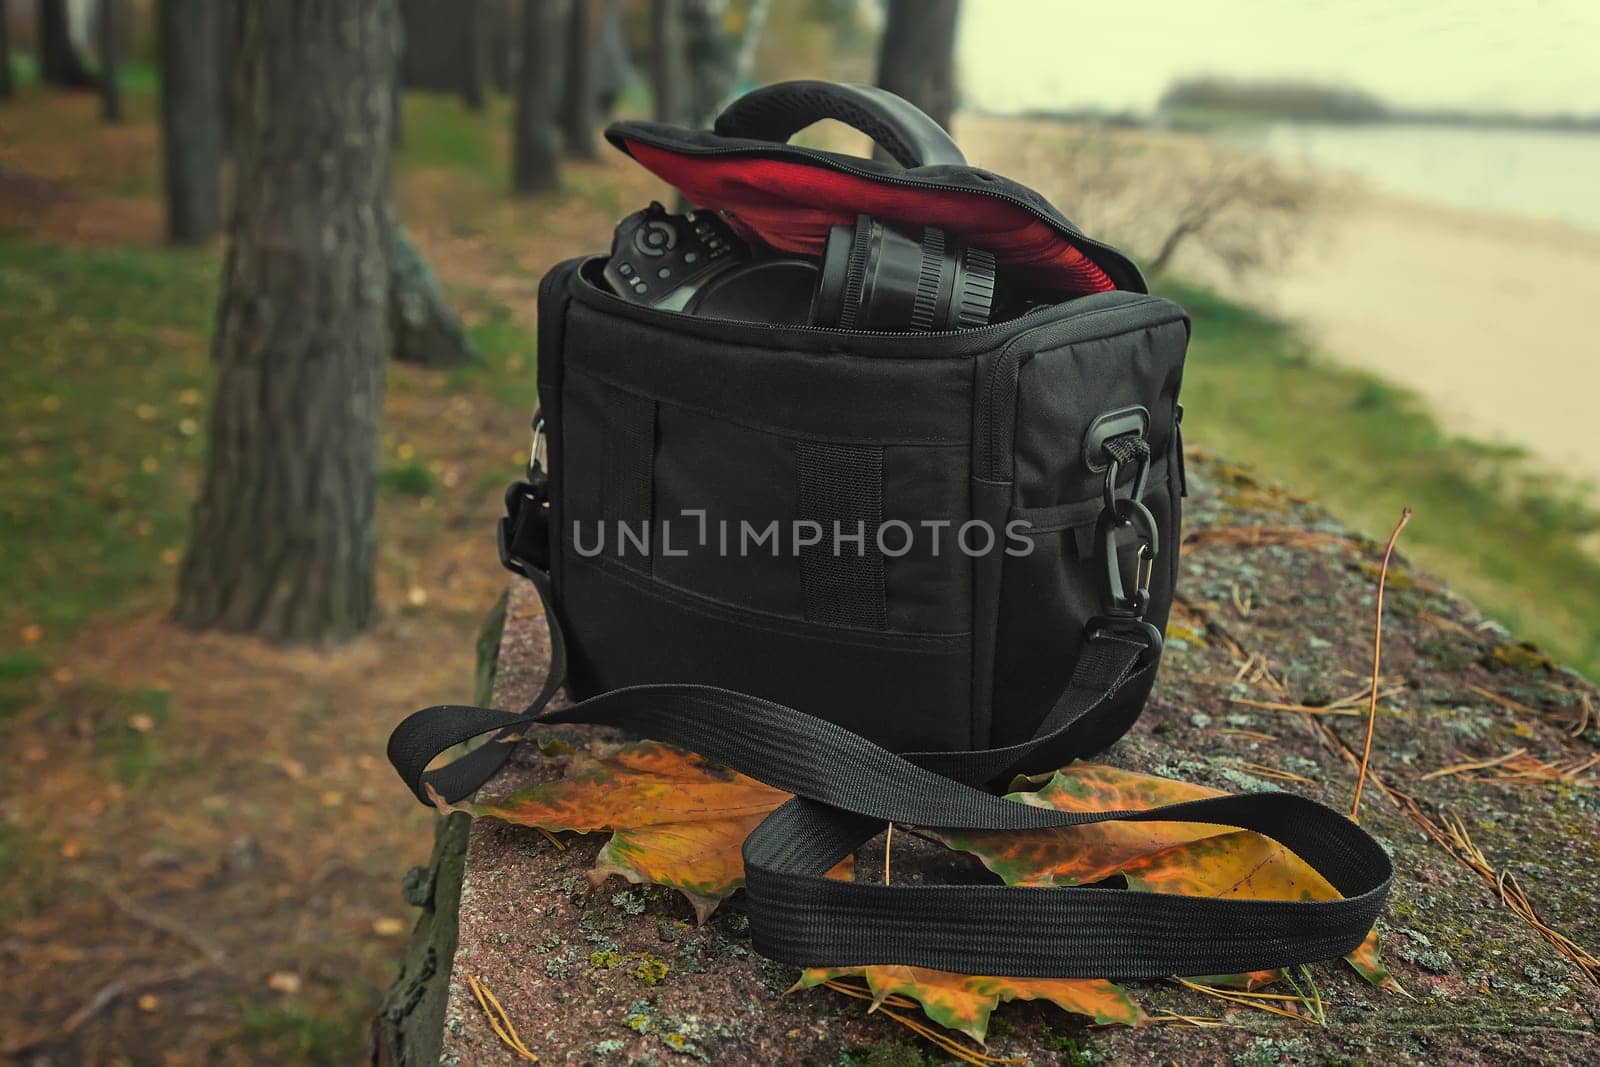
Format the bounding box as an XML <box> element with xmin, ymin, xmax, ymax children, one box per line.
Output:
<box><xmin>1</xmin><ymin>83</ymin><xmax>1596</xmax><ymax>1064</ymax></box>
<box><xmin>0</xmin><ymin>86</ymin><xmax>662</xmax><ymax>1064</ymax></box>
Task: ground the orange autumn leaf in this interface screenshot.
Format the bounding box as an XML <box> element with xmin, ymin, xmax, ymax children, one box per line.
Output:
<box><xmin>940</xmin><ymin>764</ymin><xmax>1229</xmax><ymax>888</ymax></box>
<box><xmin>939</xmin><ymin>762</ymin><xmax>1391</xmax><ymax>987</ymax></box>
<box><xmin>1185</xmin><ymin>968</ymin><xmax>1282</xmax><ymax>991</ymax></box>
<box><xmin>458</xmin><ymin>740</ymin><xmax>848</xmax><ymax>922</ymax></box>
<box><xmin>1346</xmin><ymin>926</ymin><xmax>1405</xmax><ymax>994</ymax></box>
<box><xmin>794</xmin><ymin>965</ymin><xmax>1146</xmax><ymax>1043</ymax></box>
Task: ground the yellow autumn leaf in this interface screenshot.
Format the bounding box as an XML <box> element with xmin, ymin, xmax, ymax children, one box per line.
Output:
<box><xmin>460</xmin><ymin>740</ymin><xmax>848</xmax><ymax>921</ymax></box>
<box><xmin>794</xmin><ymin>965</ymin><xmax>1145</xmax><ymax>1043</ymax></box>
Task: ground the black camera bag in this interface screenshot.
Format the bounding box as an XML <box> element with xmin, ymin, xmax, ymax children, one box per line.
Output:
<box><xmin>389</xmin><ymin>82</ymin><xmax>1390</xmax><ymax>979</ymax></box>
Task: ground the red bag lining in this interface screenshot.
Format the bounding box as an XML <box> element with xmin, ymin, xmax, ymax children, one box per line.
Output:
<box><xmin>623</xmin><ymin>140</ymin><xmax>1116</xmax><ymax>296</ymax></box>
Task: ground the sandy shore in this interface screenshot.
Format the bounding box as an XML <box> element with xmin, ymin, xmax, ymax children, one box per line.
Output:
<box><xmin>1205</xmin><ymin>186</ymin><xmax>1600</xmax><ymax>498</ymax></box>
<box><xmin>951</xmin><ymin>116</ymin><xmax>1600</xmax><ymax>501</ymax></box>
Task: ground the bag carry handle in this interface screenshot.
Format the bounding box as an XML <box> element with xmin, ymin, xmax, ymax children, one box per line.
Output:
<box><xmin>713</xmin><ymin>80</ymin><xmax>967</xmax><ymax>169</ymax></box>
<box><xmin>387</xmin><ymin>564</ymin><xmax>1392</xmax><ymax>979</ymax></box>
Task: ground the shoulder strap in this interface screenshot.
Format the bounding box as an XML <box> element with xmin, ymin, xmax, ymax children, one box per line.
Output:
<box><xmin>387</xmin><ymin>566</ymin><xmax>1391</xmax><ymax>979</ymax></box>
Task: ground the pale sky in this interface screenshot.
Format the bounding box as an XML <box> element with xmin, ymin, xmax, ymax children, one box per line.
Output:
<box><xmin>958</xmin><ymin>0</ymin><xmax>1600</xmax><ymax>116</ymax></box>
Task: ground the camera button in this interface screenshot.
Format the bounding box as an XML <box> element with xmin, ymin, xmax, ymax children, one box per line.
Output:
<box><xmin>616</xmin><ymin>263</ymin><xmax>634</xmax><ymax>277</ymax></box>
<box><xmin>635</xmin><ymin>221</ymin><xmax>677</xmax><ymax>257</ymax></box>
<box><xmin>657</xmin><ymin>267</ymin><xmax>672</xmax><ymax>279</ymax></box>
<box><xmin>683</xmin><ymin>252</ymin><xmax>698</xmax><ymax>264</ymax></box>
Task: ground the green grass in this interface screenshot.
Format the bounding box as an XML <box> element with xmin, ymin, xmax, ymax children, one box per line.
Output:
<box><xmin>454</xmin><ymin>299</ymin><xmax>539</xmax><ymax>409</ymax></box>
<box><xmin>83</xmin><ymin>685</ymin><xmax>175</xmax><ymax>788</ymax></box>
<box><xmin>379</xmin><ymin>460</ymin><xmax>438</xmax><ymax>497</ymax></box>
<box><xmin>234</xmin><ymin>1000</ymin><xmax>367</xmax><ymax>1065</ymax></box>
<box><xmin>1165</xmin><ymin>278</ymin><xmax>1600</xmax><ymax>679</ymax></box>
<box><xmin>0</xmin><ymin>241</ymin><xmax>218</xmax><ymax>653</ymax></box>
<box><xmin>399</xmin><ymin>91</ymin><xmax>511</xmax><ymax>184</ymax></box>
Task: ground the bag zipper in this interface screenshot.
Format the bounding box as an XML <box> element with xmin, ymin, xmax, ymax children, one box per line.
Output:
<box><xmin>573</xmin><ymin>255</ymin><xmax>1062</xmax><ymax>349</ymax></box>
<box><xmin>610</xmin><ymin>127</ymin><xmax>1143</xmax><ymax>292</ymax></box>
<box><xmin>976</xmin><ymin>294</ymin><xmax>1188</xmax><ymax>481</ymax></box>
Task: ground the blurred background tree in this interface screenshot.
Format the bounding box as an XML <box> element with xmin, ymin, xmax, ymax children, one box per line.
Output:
<box><xmin>94</xmin><ymin>0</ymin><xmax>116</xmax><ymax>120</ymax></box>
<box><xmin>559</xmin><ymin>0</ymin><xmax>597</xmax><ymax>157</ymax></box>
<box><xmin>513</xmin><ymin>0</ymin><xmax>563</xmax><ymax>192</ymax></box>
<box><xmin>35</xmin><ymin>0</ymin><xmax>96</xmax><ymax>87</ymax></box>
<box><xmin>875</xmin><ymin>0</ymin><xmax>957</xmax><ymax>130</ymax></box>
<box><xmin>0</xmin><ymin>4</ymin><xmax>12</xmax><ymax>97</ymax></box>
<box><xmin>157</xmin><ymin>0</ymin><xmax>222</xmax><ymax>243</ymax></box>
<box><xmin>174</xmin><ymin>0</ymin><xmax>399</xmax><ymax>641</ymax></box>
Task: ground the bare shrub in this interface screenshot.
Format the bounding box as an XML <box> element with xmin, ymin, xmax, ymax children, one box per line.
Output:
<box><xmin>959</xmin><ymin>119</ymin><xmax>1321</xmax><ymax>280</ymax></box>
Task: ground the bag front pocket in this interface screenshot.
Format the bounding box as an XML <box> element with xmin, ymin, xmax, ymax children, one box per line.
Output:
<box><xmin>559</xmin><ymin>552</ymin><xmax>974</xmax><ymax>752</ymax></box>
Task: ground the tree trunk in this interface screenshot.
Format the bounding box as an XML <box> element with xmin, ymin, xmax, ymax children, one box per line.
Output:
<box><xmin>558</xmin><ymin>0</ymin><xmax>596</xmax><ymax>158</ymax></box>
<box><xmin>649</xmin><ymin>0</ymin><xmax>684</xmax><ymax>124</ymax></box>
<box><xmin>390</xmin><ymin>223</ymin><xmax>477</xmax><ymax>367</ymax></box>
<box><xmin>175</xmin><ymin>0</ymin><xmax>398</xmax><ymax>643</ymax></box>
<box><xmin>37</xmin><ymin>0</ymin><xmax>98</xmax><ymax>88</ymax></box>
<box><xmin>218</xmin><ymin>0</ymin><xmax>241</xmax><ymax>148</ymax></box>
<box><xmin>485</xmin><ymin>0</ymin><xmax>513</xmax><ymax>93</ymax></box>
<box><xmin>159</xmin><ymin>0</ymin><xmax>223</xmax><ymax>243</ymax></box>
<box><xmin>99</xmin><ymin>0</ymin><xmax>122</xmax><ymax>122</ymax></box>
<box><xmin>460</xmin><ymin>0</ymin><xmax>485</xmax><ymax>111</ymax></box>
<box><xmin>682</xmin><ymin>0</ymin><xmax>732</xmax><ymax>128</ymax></box>
<box><xmin>875</xmin><ymin>0</ymin><xmax>959</xmax><ymax>130</ymax></box>
<box><xmin>0</xmin><ymin>3</ymin><xmax>14</xmax><ymax>99</ymax></box>
<box><xmin>511</xmin><ymin>0</ymin><xmax>561</xmax><ymax>194</ymax></box>
<box><xmin>591</xmin><ymin>0</ymin><xmax>630</xmax><ymax>117</ymax></box>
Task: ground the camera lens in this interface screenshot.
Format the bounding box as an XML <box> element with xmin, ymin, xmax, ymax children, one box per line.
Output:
<box><xmin>812</xmin><ymin>216</ymin><xmax>996</xmax><ymax>332</ymax></box>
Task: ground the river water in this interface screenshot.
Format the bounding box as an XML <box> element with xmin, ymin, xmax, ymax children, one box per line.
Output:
<box><xmin>1190</xmin><ymin>120</ymin><xmax>1600</xmax><ymax>500</ymax></box>
<box><xmin>1222</xmin><ymin>121</ymin><xmax>1600</xmax><ymax>232</ymax></box>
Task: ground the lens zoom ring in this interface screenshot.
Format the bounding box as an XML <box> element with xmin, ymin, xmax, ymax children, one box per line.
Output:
<box><xmin>956</xmin><ymin>246</ymin><xmax>997</xmax><ymax>329</ymax></box>
<box><xmin>911</xmin><ymin>227</ymin><xmax>946</xmax><ymax>332</ymax></box>
<box><xmin>839</xmin><ymin>216</ymin><xmax>875</xmax><ymax>331</ymax></box>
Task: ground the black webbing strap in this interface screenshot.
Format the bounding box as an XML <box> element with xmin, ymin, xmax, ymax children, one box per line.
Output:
<box><xmin>387</xmin><ymin>567</ymin><xmax>1392</xmax><ymax>979</ymax></box>
<box><xmin>602</xmin><ymin>390</ymin><xmax>656</xmax><ymax>565</ymax></box>
<box><xmin>796</xmin><ymin>441</ymin><xmax>888</xmax><ymax>629</ymax></box>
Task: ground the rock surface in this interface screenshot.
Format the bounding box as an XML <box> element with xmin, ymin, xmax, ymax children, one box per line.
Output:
<box><xmin>410</xmin><ymin>452</ymin><xmax>1599</xmax><ymax>1065</ymax></box>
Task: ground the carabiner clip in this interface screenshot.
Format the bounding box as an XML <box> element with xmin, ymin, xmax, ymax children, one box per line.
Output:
<box><xmin>1101</xmin><ymin>442</ymin><xmax>1151</xmax><ymax>516</ymax></box>
<box><xmin>1095</xmin><ymin>497</ymin><xmax>1160</xmax><ymax>618</ymax></box>
<box><xmin>527</xmin><ymin>412</ymin><xmax>548</xmax><ymax>483</ymax></box>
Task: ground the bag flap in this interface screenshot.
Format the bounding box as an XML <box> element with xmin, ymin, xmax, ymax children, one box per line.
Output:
<box><xmin>605</xmin><ymin>121</ymin><xmax>1146</xmax><ymax>298</ymax></box>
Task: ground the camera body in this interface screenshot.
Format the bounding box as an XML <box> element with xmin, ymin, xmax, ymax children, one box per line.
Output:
<box><xmin>602</xmin><ymin>203</ymin><xmax>751</xmax><ymax>311</ymax></box>
<box><xmin>602</xmin><ymin>202</ymin><xmax>1002</xmax><ymax>332</ymax></box>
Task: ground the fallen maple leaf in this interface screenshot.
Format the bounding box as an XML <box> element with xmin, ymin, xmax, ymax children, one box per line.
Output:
<box><xmin>937</xmin><ymin>762</ymin><xmax>1392</xmax><ymax>989</ymax></box>
<box><xmin>794</xmin><ymin>965</ymin><xmax>1145</xmax><ymax>1043</ymax></box>
<box><xmin>1345</xmin><ymin>926</ymin><xmax>1405</xmax><ymax>995</ymax></box>
<box><xmin>456</xmin><ymin>740</ymin><xmax>847</xmax><ymax>922</ymax></box>
<box><xmin>454</xmin><ymin>739</ymin><xmax>1394</xmax><ymax>1048</ymax></box>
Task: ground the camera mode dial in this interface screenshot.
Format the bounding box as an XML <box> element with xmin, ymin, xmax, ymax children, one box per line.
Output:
<box><xmin>604</xmin><ymin>202</ymin><xmax>749</xmax><ymax>311</ymax></box>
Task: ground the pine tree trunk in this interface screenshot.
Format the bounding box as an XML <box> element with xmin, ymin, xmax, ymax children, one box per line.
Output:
<box><xmin>512</xmin><ymin>0</ymin><xmax>561</xmax><ymax>194</ymax></box>
<box><xmin>485</xmin><ymin>0</ymin><xmax>513</xmax><ymax>93</ymax></box>
<box><xmin>37</xmin><ymin>0</ymin><xmax>98</xmax><ymax>88</ymax></box>
<box><xmin>559</xmin><ymin>0</ymin><xmax>596</xmax><ymax>158</ymax></box>
<box><xmin>99</xmin><ymin>0</ymin><xmax>122</xmax><ymax>122</ymax></box>
<box><xmin>682</xmin><ymin>0</ymin><xmax>732</xmax><ymax>128</ymax></box>
<box><xmin>0</xmin><ymin>5</ymin><xmax>14</xmax><ymax>99</ymax></box>
<box><xmin>592</xmin><ymin>0</ymin><xmax>631</xmax><ymax>117</ymax></box>
<box><xmin>175</xmin><ymin>0</ymin><xmax>398</xmax><ymax>643</ymax></box>
<box><xmin>218</xmin><ymin>0</ymin><xmax>241</xmax><ymax>148</ymax></box>
<box><xmin>649</xmin><ymin>0</ymin><xmax>684</xmax><ymax>124</ymax></box>
<box><xmin>159</xmin><ymin>0</ymin><xmax>223</xmax><ymax>243</ymax></box>
<box><xmin>875</xmin><ymin>0</ymin><xmax>959</xmax><ymax>130</ymax></box>
<box><xmin>461</xmin><ymin>0</ymin><xmax>486</xmax><ymax>111</ymax></box>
